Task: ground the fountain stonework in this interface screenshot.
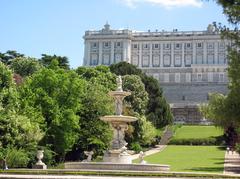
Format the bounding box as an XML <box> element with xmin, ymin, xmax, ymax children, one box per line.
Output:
<box><xmin>64</xmin><ymin>76</ymin><xmax>169</xmax><ymax>171</ymax></box>
<box><xmin>100</xmin><ymin>76</ymin><xmax>137</xmax><ymax>164</ymax></box>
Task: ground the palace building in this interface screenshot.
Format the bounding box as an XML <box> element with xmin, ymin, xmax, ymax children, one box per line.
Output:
<box><xmin>83</xmin><ymin>23</ymin><xmax>229</xmax><ymax>123</ymax></box>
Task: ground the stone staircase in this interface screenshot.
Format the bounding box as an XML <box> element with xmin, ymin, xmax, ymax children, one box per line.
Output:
<box><xmin>159</xmin><ymin>126</ymin><xmax>173</xmax><ymax>145</ymax></box>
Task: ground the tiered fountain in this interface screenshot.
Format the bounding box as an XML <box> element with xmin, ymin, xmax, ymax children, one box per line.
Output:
<box><xmin>100</xmin><ymin>76</ymin><xmax>138</xmax><ymax>164</ymax></box>
<box><xmin>65</xmin><ymin>76</ymin><xmax>169</xmax><ymax>171</ymax></box>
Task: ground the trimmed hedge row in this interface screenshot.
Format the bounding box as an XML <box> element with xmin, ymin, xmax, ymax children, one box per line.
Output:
<box><xmin>169</xmin><ymin>136</ymin><xmax>224</xmax><ymax>146</ymax></box>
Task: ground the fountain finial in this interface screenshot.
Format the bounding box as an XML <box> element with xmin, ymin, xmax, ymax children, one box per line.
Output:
<box><xmin>116</xmin><ymin>76</ymin><xmax>123</xmax><ymax>92</ymax></box>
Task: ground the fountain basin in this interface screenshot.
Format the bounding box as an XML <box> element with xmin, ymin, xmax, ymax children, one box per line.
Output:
<box><xmin>100</xmin><ymin>115</ymin><xmax>138</xmax><ymax>123</ymax></box>
<box><xmin>64</xmin><ymin>162</ymin><xmax>170</xmax><ymax>171</ymax></box>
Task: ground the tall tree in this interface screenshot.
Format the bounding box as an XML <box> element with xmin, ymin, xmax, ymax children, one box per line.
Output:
<box><xmin>39</xmin><ymin>54</ymin><xmax>70</xmax><ymax>70</ymax></box>
<box><xmin>0</xmin><ymin>50</ymin><xmax>24</xmax><ymax>65</ymax></box>
<box><xmin>201</xmin><ymin>0</ymin><xmax>240</xmax><ymax>146</ymax></box>
<box><xmin>10</xmin><ymin>57</ymin><xmax>42</xmax><ymax>77</ymax></box>
<box><xmin>19</xmin><ymin>65</ymin><xmax>85</xmax><ymax>162</ymax></box>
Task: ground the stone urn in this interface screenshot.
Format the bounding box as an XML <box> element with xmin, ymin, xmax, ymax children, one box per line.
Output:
<box><xmin>33</xmin><ymin>150</ymin><xmax>47</xmax><ymax>169</ymax></box>
<box><xmin>36</xmin><ymin>150</ymin><xmax>44</xmax><ymax>165</ymax></box>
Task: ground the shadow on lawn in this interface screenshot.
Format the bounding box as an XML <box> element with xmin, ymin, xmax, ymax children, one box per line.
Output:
<box><xmin>187</xmin><ymin>167</ymin><xmax>224</xmax><ymax>173</ymax></box>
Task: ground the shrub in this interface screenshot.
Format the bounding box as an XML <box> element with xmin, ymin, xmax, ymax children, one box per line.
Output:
<box><xmin>130</xmin><ymin>142</ymin><xmax>142</xmax><ymax>153</ymax></box>
<box><xmin>6</xmin><ymin>148</ymin><xmax>29</xmax><ymax>168</ymax></box>
<box><xmin>169</xmin><ymin>137</ymin><xmax>223</xmax><ymax>146</ymax></box>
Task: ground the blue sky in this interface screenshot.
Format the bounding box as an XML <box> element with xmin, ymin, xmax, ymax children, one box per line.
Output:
<box><xmin>0</xmin><ymin>0</ymin><xmax>230</xmax><ymax>68</ymax></box>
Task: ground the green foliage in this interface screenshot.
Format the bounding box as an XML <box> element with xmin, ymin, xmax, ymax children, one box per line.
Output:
<box><xmin>143</xmin><ymin>76</ymin><xmax>173</xmax><ymax>127</ymax></box>
<box><xmin>10</xmin><ymin>57</ymin><xmax>42</xmax><ymax>77</ymax></box>
<box><xmin>122</xmin><ymin>75</ymin><xmax>148</xmax><ymax>115</ymax></box>
<box><xmin>76</xmin><ymin>65</ymin><xmax>116</xmax><ymax>91</ymax></box>
<box><xmin>19</xmin><ymin>67</ymin><xmax>86</xmax><ymax>161</ymax></box>
<box><xmin>169</xmin><ymin>138</ymin><xmax>223</xmax><ymax>146</ymax></box>
<box><xmin>39</xmin><ymin>54</ymin><xmax>70</xmax><ymax>70</ymax></box>
<box><xmin>0</xmin><ymin>50</ymin><xmax>24</xmax><ymax>65</ymax></box>
<box><xmin>5</xmin><ymin>148</ymin><xmax>30</xmax><ymax>168</ymax></box>
<box><xmin>110</xmin><ymin>61</ymin><xmax>142</xmax><ymax>76</ymax></box>
<box><xmin>127</xmin><ymin>115</ymin><xmax>157</xmax><ymax>147</ymax></box>
<box><xmin>74</xmin><ymin>82</ymin><xmax>114</xmax><ymax>158</ymax></box>
<box><xmin>0</xmin><ymin>62</ymin><xmax>13</xmax><ymax>90</ymax></box>
<box><xmin>129</xmin><ymin>142</ymin><xmax>142</xmax><ymax>153</ymax></box>
<box><xmin>110</xmin><ymin>62</ymin><xmax>173</xmax><ymax>128</ymax></box>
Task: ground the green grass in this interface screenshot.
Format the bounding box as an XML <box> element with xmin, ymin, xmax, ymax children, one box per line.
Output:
<box><xmin>138</xmin><ymin>145</ymin><xmax>225</xmax><ymax>173</ymax></box>
<box><xmin>173</xmin><ymin>125</ymin><xmax>223</xmax><ymax>139</ymax></box>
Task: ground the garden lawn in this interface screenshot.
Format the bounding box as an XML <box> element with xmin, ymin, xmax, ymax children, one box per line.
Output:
<box><xmin>140</xmin><ymin>145</ymin><xmax>225</xmax><ymax>173</ymax></box>
<box><xmin>173</xmin><ymin>125</ymin><xmax>223</xmax><ymax>139</ymax></box>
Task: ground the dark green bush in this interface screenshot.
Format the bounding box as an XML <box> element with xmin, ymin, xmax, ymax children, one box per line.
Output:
<box><xmin>130</xmin><ymin>142</ymin><xmax>142</xmax><ymax>153</ymax></box>
<box><xmin>169</xmin><ymin>137</ymin><xmax>223</xmax><ymax>146</ymax></box>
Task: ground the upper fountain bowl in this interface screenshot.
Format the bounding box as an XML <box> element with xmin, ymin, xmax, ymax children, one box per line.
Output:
<box><xmin>100</xmin><ymin>115</ymin><xmax>138</xmax><ymax>123</ymax></box>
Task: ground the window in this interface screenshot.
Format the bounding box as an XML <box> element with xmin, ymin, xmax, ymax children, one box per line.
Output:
<box><xmin>132</xmin><ymin>55</ymin><xmax>139</xmax><ymax>66</ymax></box>
<box><xmin>197</xmin><ymin>43</ymin><xmax>202</xmax><ymax>48</ymax></box>
<box><xmin>207</xmin><ymin>43</ymin><xmax>214</xmax><ymax>49</ymax></box>
<box><xmin>174</xmin><ymin>55</ymin><xmax>181</xmax><ymax>67</ymax></box>
<box><xmin>143</xmin><ymin>44</ymin><xmax>148</xmax><ymax>49</ymax></box>
<box><xmin>93</xmin><ymin>42</ymin><xmax>97</xmax><ymax>48</ymax></box>
<box><xmin>197</xmin><ymin>73</ymin><xmax>202</xmax><ymax>82</ymax></box>
<box><xmin>185</xmin><ymin>55</ymin><xmax>192</xmax><ymax>67</ymax></box>
<box><xmin>154</xmin><ymin>44</ymin><xmax>159</xmax><ymax>49</ymax></box>
<box><xmin>175</xmin><ymin>43</ymin><xmax>180</xmax><ymax>49</ymax></box>
<box><xmin>219</xmin><ymin>73</ymin><xmax>224</xmax><ymax>82</ymax></box>
<box><xmin>116</xmin><ymin>42</ymin><xmax>121</xmax><ymax>47</ymax></box>
<box><xmin>175</xmin><ymin>73</ymin><xmax>180</xmax><ymax>83</ymax></box>
<box><xmin>104</xmin><ymin>42</ymin><xmax>109</xmax><ymax>48</ymax></box>
<box><xmin>163</xmin><ymin>55</ymin><xmax>171</xmax><ymax>67</ymax></box>
<box><xmin>133</xmin><ymin>44</ymin><xmax>138</xmax><ymax>49</ymax></box>
<box><xmin>186</xmin><ymin>73</ymin><xmax>191</xmax><ymax>83</ymax></box>
<box><xmin>208</xmin><ymin>72</ymin><xmax>213</xmax><ymax>82</ymax></box>
<box><xmin>219</xmin><ymin>42</ymin><xmax>225</xmax><ymax>49</ymax></box>
<box><xmin>164</xmin><ymin>43</ymin><xmax>171</xmax><ymax>50</ymax></box>
<box><xmin>186</xmin><ymin>43</ymin><xmax>191</xmax><ymax>48</ymax></box>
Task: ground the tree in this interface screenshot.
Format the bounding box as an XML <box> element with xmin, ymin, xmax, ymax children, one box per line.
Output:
<box><xmin>19</xmin><ymin>66</ymin><xmax>86</xmax><ymax>162</ymax></box>
<box><xmin>39</xmin><ymin>54</ymin><xmax>70</xmax><ymax>70</ymax></box>
<box><xmin>110</xmin><ymin>62</ymin><xmax>173</xmax><ymax>128</ymax></box>
<box><xmin>0</xmin><ymin>62</ymin><xmax>43</xmax><ymax>168</ymax></box>
<box><xmin>0</xmin><ymin>50</ymin><xmax>24</xmax><ymax>65</ymax></box>
<box><xmin>10</xmin><ymin>57</ymin><xmax>42</xmax><ymax>77</ymax></box>
<box><xmin>201</xmin><ymin>0</ymin><xmax>240</xmax><ymax>147</ymax></box>
<box><xmin>68</xmin><ymin>82</ymin><xmax>114</xmax><ymax>160</ymax></box>
<box><xmin>76</xmin><ymin>65</ymin><xmax>116</xmax><ymax>91</ymax></box>
<box><xmin>122</xmin><ymin>75</ymin><xmax>148</xmax><ymax>115</ymax></box>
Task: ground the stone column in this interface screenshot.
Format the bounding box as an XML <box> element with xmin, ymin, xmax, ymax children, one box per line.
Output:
<box><xmin>182</xmin><ymin>42</ymin><xmax>184</xmax><ymax>67</ymax></box>
<box><xmin>149</xmin><ymin>43</ymin><xmax>152</xmax><ymax>67</ymax></box>
<box><xmin>214</xmin><ymin>41</ymin><xmax>218</xmax><ymax>64</ymax></box>
<box><xmin>84</xmin><ymin>41</ymin><xmax>90</xmax><ymax>66</ymax></box>
<box><xmin>171</xmin><ymin>42</ymin><xmax>174</xmax><ymax>67</ymax></box>
<box><xmin>123</xmin><ymin>41</ymin><xmax>127</xmax><ymax>62</ymax></box>
<box><xmin>139</xmin><ymin>43</ymin><xmax>142</xmax><ymax>68</ymax></box>
<box><xmin>99</xmin><ymin>41</ymin><xmax>102</xmax><ymax>65</ymax></box>
<box><xmin>203</xmin><ymin>41</ymin><xmax>207</xmax><ymax>64</ymax></box>
<box><xmin>126</xmin><ymin>40</ymin><xmax>131</xmax><ymax>63</ymax></box>
<box><xmin>111</xmin><ymin>41</ymin><xmax>115</xmax><ymax>64</ymax></box>
<box><xmin>193</xmin><ymin>42</ymin><xmax>196</xmax><ymax>64</ymax></box>
<box><xmin>160</xmin><ymin>43</ymin><xmax>163</xmax><ymax>67</ymax></box>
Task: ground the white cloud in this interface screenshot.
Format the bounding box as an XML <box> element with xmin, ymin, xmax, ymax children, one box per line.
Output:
<box><xmin>120</xmin><ymin>0</ymin><xmax>203</xmax><ymax>9</ymax></box>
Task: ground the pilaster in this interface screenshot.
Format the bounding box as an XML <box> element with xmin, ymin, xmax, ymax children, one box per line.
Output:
<box><xmin>99</xmin><ymin>41</ymin><xmax>102</xmax><ymax>65</ymax></box>
<box><xmin>111</xmin><ymin>41</ymin><xmax>115</xmax><ymax>64</ymax></box>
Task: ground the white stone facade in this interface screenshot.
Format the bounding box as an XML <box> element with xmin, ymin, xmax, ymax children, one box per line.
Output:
<box><xmin>83</xmin><ymin>23</ymin><xmax>229</xmax><ymax>123</ymax></box>
<box><xmin>83</xmin><ymin>23</ymin><xmax>229</xmax><ymax>85</ymax></box>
